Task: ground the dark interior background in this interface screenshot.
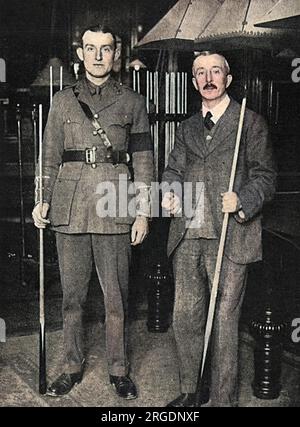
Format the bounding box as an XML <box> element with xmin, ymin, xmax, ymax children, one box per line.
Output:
<box><xmin>0</xmin><ymin>0</ymin><xmax>299</xmax><ymax>359</ymax></box>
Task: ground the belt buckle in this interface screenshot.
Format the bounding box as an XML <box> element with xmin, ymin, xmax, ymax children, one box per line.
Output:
<box><xmin>85</xmin><ymin>147</ymin><xmax>97</xmax><ymax>168</ymax></box>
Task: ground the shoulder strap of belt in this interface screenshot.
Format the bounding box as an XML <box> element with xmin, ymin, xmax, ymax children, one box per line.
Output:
<box><xmin>72</xmin><ymin>87</ymin><xmax>112</xmax><ymax>149</ymax></box>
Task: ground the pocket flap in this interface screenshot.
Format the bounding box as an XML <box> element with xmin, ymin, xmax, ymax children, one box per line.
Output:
<box><xmin>49</xmin><ymin>179</ymin><xmax>78</xmax><ymax>226</ymax></box>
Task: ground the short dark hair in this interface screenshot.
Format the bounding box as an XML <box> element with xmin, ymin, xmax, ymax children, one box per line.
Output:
<box><xmin>80</xmin><ymin>24</ymin><xmax>117</xmax><ymax>48</ymax></box>
<box><xmin>193</xmin><ymin>50</ymin><xmax>231</xmax><ymax>75</ymax></box>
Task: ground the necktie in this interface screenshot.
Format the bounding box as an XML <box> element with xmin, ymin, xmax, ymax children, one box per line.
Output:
<box><xmin>204</xmin><ymin>111</ymin><xmax>214</xmax><ymax>131</ymax></box>
<box><xmin>87</xmin><ymin>81</ymin><xmax>101</xmax><ymax>96</ymax></box>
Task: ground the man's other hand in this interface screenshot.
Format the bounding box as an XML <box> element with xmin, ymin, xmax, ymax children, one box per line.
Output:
<box><xmin>32</xmin><ymin>202</ymin><xmax>50</xmax><ymax>228</ymax></box>
<box><xmin>131</xmin><ymin>216</ymin><xmax>149</xmax><ymax>246</ymax></box>
<box><xmin>161</xmin><ymin>191</ymin><xmax>181</xmax><ymax>215</ymax></box>
<box><xmin>221</xmin><ymin>192</ymin><xmax>240</xmax><ymax>213</ymax></box>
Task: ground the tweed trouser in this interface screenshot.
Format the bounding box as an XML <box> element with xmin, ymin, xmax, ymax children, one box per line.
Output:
<box><xmin>172</xmin><ymin>238</ymin><xmax>247</xmax><ymax>407</ymax></box>
<box><xmin>56</xmin><ymin>232</ymin><xmax>131</xmax><ymax>376</ymax></box>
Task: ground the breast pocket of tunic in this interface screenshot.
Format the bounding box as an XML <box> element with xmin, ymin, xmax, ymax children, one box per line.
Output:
<box><xmin>63</xmin><ymin>116</ymin><xmax>84</xmax><ymax>149</ymax></box>
<box><xmin>106</xmin><ymin>115</ymin><xmax>132</xmax><ymax>151</ymax></box>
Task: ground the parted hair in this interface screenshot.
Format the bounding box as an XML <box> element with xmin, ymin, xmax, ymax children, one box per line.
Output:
<box><xmin>193</xmin><ymin>50</ymin><xmax>231</xmax><ymax>75</ymax></box>
<box><xmin>80</xmin><ymin>24</ymin><xmax>117</xmax><ymax>48</ymax></box>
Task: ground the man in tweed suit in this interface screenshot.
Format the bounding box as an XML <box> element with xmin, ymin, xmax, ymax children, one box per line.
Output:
<box><xmin>162</xmin><ymin>51</ymin><xmax>276</xmax><ymax>407</ymax></box>
<box><xmin>32</xmin><ymin>24</ymin><xmax>153</xmax><ymax>399</ymax></box>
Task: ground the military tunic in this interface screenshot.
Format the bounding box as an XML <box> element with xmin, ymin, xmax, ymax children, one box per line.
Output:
<box><xmin>37</xmin><ymin>77</ymin><xmax>153</xmax><ymax>233</ymax></box>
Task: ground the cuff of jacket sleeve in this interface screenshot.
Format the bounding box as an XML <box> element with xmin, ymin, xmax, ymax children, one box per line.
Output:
<box><xmin>35</xmin><ymin>190</ymin><xmax>52</xmax><ymax>205</ymax></box>
<box><xmin>233</xmin><ymin>191</ymin><xmax>254</xmax><ymax>223</ymax></box>
<box><xmin>234</xmin><ymin>210</ymin><xmax>247</xmax><ymax>223</ymax></box>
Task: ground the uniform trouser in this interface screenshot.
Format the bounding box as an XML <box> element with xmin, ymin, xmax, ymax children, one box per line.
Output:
<box><xmin>172</xmin><ymin>238</ymin><xmax>247</xmax><ymax>407</ymax></box>
<box><xmin>56</xmin><ymin>232</ymin><xmax>131</xmax><ymax>376</ymax></box>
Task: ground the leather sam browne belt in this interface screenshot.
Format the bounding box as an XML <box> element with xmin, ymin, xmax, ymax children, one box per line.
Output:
<box><xmin>62</xmin><ymin>148</ymin><xmax>130</xmax><ymax>168</ymax></box>
<box><xmin>69</xmin><ymin>87</ymin><xmax>130</xmax><ymax>168</ymax></box>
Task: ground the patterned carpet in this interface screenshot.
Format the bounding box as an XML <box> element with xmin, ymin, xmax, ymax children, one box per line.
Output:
<box><xmin>0</xmin><ymin>321</ymin><xmax>299</xmax><ymax>407</ymax></box>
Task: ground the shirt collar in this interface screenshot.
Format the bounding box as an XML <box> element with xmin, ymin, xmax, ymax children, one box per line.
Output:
<box><xmin>85</xmin><ymin>76</ymin><xmax>112</xmax><ymax>95</ymax></box>
<box><xmin>202</xmin><ymin>94</ymin><xmax>230</xmax><ymax>124</ymax></box>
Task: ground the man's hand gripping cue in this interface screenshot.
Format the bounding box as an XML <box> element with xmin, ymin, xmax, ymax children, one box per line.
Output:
<box><xmin>161</xmin><ymin>191</ymin><xmax>182</xmax><ymax>215</ymax></box>
<box><xmin>32</xmin><ymin>202</ymin><xmax>50</xmax><ymax>229</ymax></box>
<box><xmin>221</xmin><ymin>191</ymin><xmax>245</xmax><ymax>219</ymax></box>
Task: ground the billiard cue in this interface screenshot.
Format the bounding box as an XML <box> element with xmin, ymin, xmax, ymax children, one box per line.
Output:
<box><xmin>195</xmin><ymin>96</ymin><xmax>247</xmax><ymax>406</ymax></box>
<box><xmin>38</xmin><ymin>103</ymin><xmax>47</xmax><ymax>395</ymax></box>
<box><xmin>16</xmin><ymin>104</ymin><xmax>26</xmax><ymax>287</ymax></box>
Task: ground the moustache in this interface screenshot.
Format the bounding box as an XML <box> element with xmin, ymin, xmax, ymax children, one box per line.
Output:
<box><xmin>203</xmin><ymin>84</ymin><xmax>217</xmax><ymax>90</ymax></box>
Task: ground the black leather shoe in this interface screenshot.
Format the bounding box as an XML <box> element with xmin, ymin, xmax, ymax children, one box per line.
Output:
<box><xmin>194</xmin><ymin>387</ymin><xmax>210</xmax><ymax>406</ymax></box>
<box><xmin>167</xmin><ymin>388</ymin><xmax>210</xmax><ymax>407</ymax></box>
<box><xmin>46</xmin><ymin>372</ymin><xmax>83</xmax><ymax>397</ymax></box>
<box><xmin>109</xmin><ymin>375</ymin><xmax>137</xmax><ymax>400</ymax></box>
<box><xmin>166</xmin><ymin>393</ymin><xmax>196</xmax><ymax>407</ymax></box>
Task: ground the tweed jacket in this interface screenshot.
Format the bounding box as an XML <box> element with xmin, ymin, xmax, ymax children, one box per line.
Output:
<box><xmin>36</xmin><ymin>77</ymin><xmax>154</xmax><ymax>234</ymax></box>
<box><xmin>162</xmin><ymin>98</ymin><xmax>277</xmax><ymax>264</ymax></box>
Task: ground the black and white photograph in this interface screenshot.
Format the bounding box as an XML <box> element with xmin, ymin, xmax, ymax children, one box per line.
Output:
<box><xmin>0</xmin><ymin>0</ymin><xmax>300</xmax><ymax>412</ymax></box>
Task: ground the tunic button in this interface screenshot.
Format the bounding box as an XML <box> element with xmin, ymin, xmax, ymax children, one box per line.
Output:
<box><xmin>206</xmin><ymin>135</ymin><xmax>212</xmax><ymax>141</ymax></box>
<box><xmin>67</xmin><ymin>119</ymin><xmax>71</xmax><ymax>124</ymax></box>
<box><xmin>94</xmin><ymin>113</ymin><xmax>99</xmax><ymax>119</ymax></box>
<box><xmin>93</xmin><ymin>130</ymin><xmax>98</xmax><ymax>136</ymax></box>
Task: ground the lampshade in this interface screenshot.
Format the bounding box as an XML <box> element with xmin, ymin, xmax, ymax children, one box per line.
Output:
<box><xmin>31</xmin><ymin>57</ymin><xmax>76</xmax><ymax>87</ymax></box>
<box><xmin>136</xmin><ymin>0</ymin><xmax>224</xmax><ymax>50</ymax></box>
<box><xmin>255</xmin><ymin>0</ymin><xmax>300</xmax><ymax>30</ymax></box>
<box><xmin>194</xmin><ymin>0</ymin><xmax>294</xmax><ymax>50</ymax></box>
<box><xmin>128</xmin><ymin>59</ymin><xmax>147</xmax><ymax>70</ymax></box>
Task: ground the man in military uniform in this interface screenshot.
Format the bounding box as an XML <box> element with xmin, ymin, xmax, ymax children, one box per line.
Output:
<box><xmin>32</xmin><ymin>24</ymin><xmax>153</xmax><ymax>399</ymax></box>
